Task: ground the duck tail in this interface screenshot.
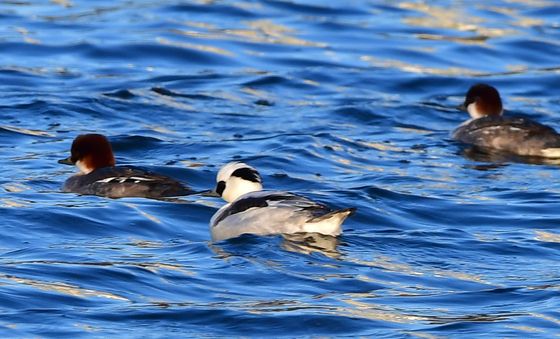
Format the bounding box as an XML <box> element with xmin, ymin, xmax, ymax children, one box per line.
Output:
<box><xmin>309</xmin><ymin>207</ymin><xmax>356</xmax><ymax>223</ymax></box>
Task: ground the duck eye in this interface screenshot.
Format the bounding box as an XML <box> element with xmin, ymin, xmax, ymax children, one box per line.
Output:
<box><xmin>216</xmin><ymin>181</ymin><xmax>226</xmax><ymax>196</ymax></box>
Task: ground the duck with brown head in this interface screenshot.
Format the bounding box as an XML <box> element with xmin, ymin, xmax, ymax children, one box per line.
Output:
<box><xmin>453</xmin><ymin>84</ymin><xmax>560</xmax><ymax>158</ymax></box>
<box><xmin>59</xmin><ymin>134</ymin><xmax>191</xmax><ymax>198</ymax></box>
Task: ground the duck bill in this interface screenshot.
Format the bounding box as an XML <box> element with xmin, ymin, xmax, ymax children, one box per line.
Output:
<box><xmin>200</xmin><ymin>189</ymin><xmax>221</xmax><ymax>198</ymax></box>
<box><xmin>58</xmin><ymin>156</ymin><xmax>75</xmax><ymax>165</ymax></box>
<box><xmin>457</xmin><ymin>103</ymin><xmax>467</xmax><ymax>111</ymax></box>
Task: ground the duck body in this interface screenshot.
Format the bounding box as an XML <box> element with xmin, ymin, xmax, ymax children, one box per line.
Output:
<box><xmin>211</xmin><ymin>190</ymin><xmax>354</xmax><ymax>242</ymax></box>
<box><xmin>210</xmin><ymin>162</ymin><xmax>355</xmax><ymax>242</ymax></box>
<box><xmin>453</xmin><ymin>83</ymin><xmax>560</xmax><ymax>158</ymax></box>
<box><xmin>453</xmin><ymin>115</ymin><xmax>560</xmax><ymax>157</ymax></box>
<box><xmin>59</xmin><ymin>134</ymin><xmax>191</xmax><ymax>198</ymax></box>
<box><xmin>62</xmin><ymin>165</ymin><xmax>191</xmax><ymax>198</ymax></box>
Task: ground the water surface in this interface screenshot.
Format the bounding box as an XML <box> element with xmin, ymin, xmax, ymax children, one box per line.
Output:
<box><xmin>1</xmin><ymin>0</ymin><xmax>560</xmax><ymax>337</ymax></box>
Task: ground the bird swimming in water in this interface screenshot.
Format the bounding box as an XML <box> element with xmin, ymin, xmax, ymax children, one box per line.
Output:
<box><xmin>209</xmin><ymin>162</ymin><xmax>355</xmax><ymax>242</ymax></box>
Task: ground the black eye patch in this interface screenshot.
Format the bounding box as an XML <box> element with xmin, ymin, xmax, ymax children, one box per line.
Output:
<box><xmin>231</xmin><ymin>167</ymin><xmax>261</xmax><ymax>183</ymax></box>
<box><xmin>216</xmin><ymin>181</ymin><xmax>226</xmax><ymax>196</ymax></box>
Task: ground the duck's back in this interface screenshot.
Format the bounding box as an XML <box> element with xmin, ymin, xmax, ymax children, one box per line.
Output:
<box><xmin>62</xmin><ymin>166</ymin><xmax>190</xmax><ymax>198</ymax></box>
<box><xmin>210</xmin><ymin>190</ymin><xmax>348</xmax><ymax>241</ymax></box>
<box><xmin>453</xmin><ymin>116</ymin><xmax>560</xmax><ymax>157</ymax></box>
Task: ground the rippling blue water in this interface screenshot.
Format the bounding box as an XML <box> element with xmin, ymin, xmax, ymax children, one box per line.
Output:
<box><xmin>1</xmin><ymin>0</ymin><xmax>560</xmax><ymax>337</ymax></box>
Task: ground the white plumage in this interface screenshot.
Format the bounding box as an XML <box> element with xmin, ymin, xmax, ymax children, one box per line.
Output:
<box><xmin>210</xmin><ymin>162</ymin><xmax>355</xmax><ymax>242</ymax></box>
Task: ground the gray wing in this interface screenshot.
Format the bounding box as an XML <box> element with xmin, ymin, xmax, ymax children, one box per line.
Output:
<box><xmin>453</xmin><ymin>116</ymin><xmax>560</xmax><ymax>155</ymax></box>
<box><xmin>62</xmin><ymin>166</ymin><xmax>191</xmax><ymax>198</ymax></box>
<box><xmin>210</xmin><ymin>190</ymin><xmax>333</xmax><ymax>241</ymax></box>
<box><xmin>212</xmin><ymin>190</ymin><xmax>330</xmax><ymax>226</ymax></box>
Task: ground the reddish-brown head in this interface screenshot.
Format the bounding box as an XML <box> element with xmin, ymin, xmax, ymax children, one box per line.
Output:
<box><xmin>69</xmin><ymin>134</ymin><xmax>115</xmax><ymax>174</ymax></box>
<box><xmin>463</xmin><ymin>83</ymin><xmax>503</xmax><ymax>119</ymax></box>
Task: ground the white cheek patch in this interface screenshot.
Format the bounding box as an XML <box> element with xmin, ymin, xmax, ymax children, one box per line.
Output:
<box><xmin>467</xmin><ymin>102</ymin><xmax>484</xmax><ymax>119</ymax></box>
<box><xmin>467</xmin><ymin>102</ymin><xmax>503</xmax><ymax>119</ymax></box>
<box><xmin>222</xmin><ymin>176</ymin><xmax>263</xmax><ymax>203</ymax></box>
<box><xmin>76</xmin><ymin>160</ymin><xmax>93</xmax><ymax>175</ymax></box>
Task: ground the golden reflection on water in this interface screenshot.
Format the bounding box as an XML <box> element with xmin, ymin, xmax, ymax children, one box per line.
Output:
<box><xmin>73</xmin><ymin>323</ymin><xmax>98</xmax><ymax>333</ymax></box>
<box><xmin>399</xmin><ymin>2</ymin><xmax>517</xmax><ymax>38</ymax></box>
<box><xmin>0</xmin><ymin>125</ymin><xmax>54</xmax><ymax>137</ymax></box>
<box><xmin>339</xmin><ymin>297</ymin><xmax>425</xmax><ymax>323</ymax></box>
<box><xmin>183</xmin><ymin>21</ymin><xmax>217</xmax><ymax>30</ymax></box>
<box><xmin>232</xmin><ymin>290</ymin><xmax>515</xmax><ymax>330</ymax></box>
<box><xmin>6</xmin><ymin>257</ymin><xmax>193</xmax><ymax>276</ymax></box>
<box><xmin>358</xmin><ymin>1</ymin><xmax>553</xmax><ymax>76</ymax></box>
<box><xmin>0</xmin><ymin>273</ymin><xmax>128</xmax><ymax>301</ymax></box>
<box><xmin>362</xmin><ymin>140</ymin><xmax>407</xmax><ymax>153</ymax></box>
<box><xmin>234</xmin><ymin>19</ymin><xmax>327</xmax><ymax>47</ymax></box>
<box><xmin>175</xmin><ymin>18</ymin><xmax>326</xmax><ymax>48</ymax></box>
<box><xmin>156</xmin><ymin>37</ymin><xmax>234</xmax><ymax>57</ymax></box>
<box><xmin>403</xmin><ymin>6</ymin><xmax>479</xmax><ymax>30</ymax></box>
<box><xmin>350</xmin><ymin>254</ymin><xmax>423</xmax><ymax>276</ymax></box>
<box><xmin>405</xmin><ymin>332</ymin><xmax>444</xmax><ymax>339</ymax></box>
<box><xmin>15</xmin><ymin>26</ymin><xmax>41</xmax><ymax>44</ymax></box>
<box><xmin>179</xmin><ymin>160</ymin><xmax>206</xmax><ymax>168</ymax></box>
<box><xmin>534</xmin><ymin>230</ymin><xmax>560</xmax><ymax>243</ymax></box>
<box><xmin>51</xmin><ymin>0</ymin><xmax>73</xmax><ymax>8</ymax></box>
<box><xmin>2</xmin><ymin>183</ymin><xmax>29</xmax><ymax>193</ymax></box>
<box><xmin>506</xmin><ymin>0</ymin><xmax>553</xmax><ymax>5</ymax></box>
<box><xmin>432</xmin><ymin>268</ymin><xmax>486</xmax><ymax>285</ymax></box>
<box><xmin>240</xmin><ymin>86</ymin><xmax>273</xmax><ymax>102</ymax></box>
<box><xmin>0</xmin><ymin>199</ymin><xmax>28</xmax><ymax>208</ymax></box>
<box><xmin>481</xmin><ymin>3</ymin><xmax>547</xmax><ymax>28</ymax></box>
<box><xmin>124</xmin><ymin>203</ymin><xmax>161</xmax><ymax>224</ymax></box>
<box><xmin>286</xmin><ymin>99</ymin><xmax>328</xmax><ymax>107</ymax></box>
<box><xmin>212</xmin><ymin>90</ymin><xmax>247</xmax><ymax>104</ymax></box>
<box><xmin>147</xmin><ymin>89</ymin><xmax>195</xmax><ymax>111</ymax></box>
<box><xmin>507</xmin><ymin>325</ymin><xmax>544</xmax><ymax>333</ymax></box>
<box><xmin>215</xmin><ymin>297</ymin><xmax>439</xmax><ymax>336</ymax></box>
<box><xmin>361</xmin><ymin>55</ymin><xmax>483</xmax><ymax>77</ymax></box>
<box><xmin>395</xmin><ymin>126</ymin><xmax>433</xmax><ymax>135</ymax></box>
<box><xmin>142</xmin><ymin>124</ymin><xmax>178</xmax><ymax>135</ymax></box>
<box><xmin>347</xmin><ymin>254</ymin><xmax>487</xmax><ymax>286</ymax></box>
<box><xmin>530</xmin><ymin>312</ymin><xmax>560</xmax><ymax>326</ymax></box>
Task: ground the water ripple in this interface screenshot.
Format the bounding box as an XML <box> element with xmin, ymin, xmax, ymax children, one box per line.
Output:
<box><xmin>0</xmin><ymin>0</ymin><xmax>559</xmax><ymax>337</ymax></box>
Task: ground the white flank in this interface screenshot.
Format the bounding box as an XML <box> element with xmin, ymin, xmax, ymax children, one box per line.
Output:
<box><xmin>541</xmin><ymin>148</ymin><xmax>560</xmax><ymax>158</ymax></box>
<box><xmin>95</xmin><ymin>176</ymin><xmax>155</xmax><ymax>184</ymax></box>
